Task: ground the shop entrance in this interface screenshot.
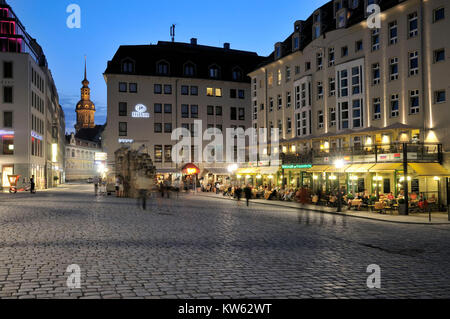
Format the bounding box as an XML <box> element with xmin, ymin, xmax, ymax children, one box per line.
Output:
<box><xmin>1</xmin><ymin>165</ymin><xmax>13</xmax><ymax>188</ymax></box>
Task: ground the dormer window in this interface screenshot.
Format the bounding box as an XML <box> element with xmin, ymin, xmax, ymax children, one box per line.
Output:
<box><xmin>293</xmin><ymin>36</ymin><xmax>299</xmax><ymax>50</ymax></box>
<box><xmin>275</xmin><ymin>44</ymin><xmax>282</xmax><ymax>59</ymax></box>
<box><xmin>313</xmin><ymin>25</ymin><xmax>321</xmax><ymax>39</ymax></box>
<box><xmin>209</xmin><ymin>65</ymin><xmax>220</xmax><ymax>79</ymax></box>
<box><xmin>184</xmin><ymin>62</ymin><xmax>195</xmax><ymax>77</ymax></box>
<box><xmin>232</xmin><ymin>67</ymin><xmax>243</xmax><ymax>81</ymax></box>
<box><xmin>122</xmin><ymin>59</ymin><xmax>135</xmax><ymax>73</ymax></box>
<box><xmin>157</xmin><ymin>61</ymin><xmax>169</xmax><ymax>75</ymax></box>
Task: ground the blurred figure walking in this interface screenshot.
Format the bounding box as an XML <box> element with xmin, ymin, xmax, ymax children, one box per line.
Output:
<box><xmin>244</xmin><ymin>184</ymin><xmax>252</xmax><ymax>207</ymax></box>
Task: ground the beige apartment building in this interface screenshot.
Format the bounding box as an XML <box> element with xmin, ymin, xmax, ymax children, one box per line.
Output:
<box><xmin>103</xmin><ymin>40</ymin><xmax>264</xmax><ymax>183</ymax></box>
<box><xmin>247</xmin><ymin>0</ymin><xmax>449</xmax><ymax>205</ymax></box>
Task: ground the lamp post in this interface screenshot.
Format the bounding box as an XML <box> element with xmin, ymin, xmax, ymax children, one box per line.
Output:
<box><xmin>334</xmin><ymin>159</ymin><xmax>345</xmax><ymax>212</ymax></box>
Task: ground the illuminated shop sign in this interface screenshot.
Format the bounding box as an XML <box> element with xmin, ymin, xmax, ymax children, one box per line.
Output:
<box><xmin>31</xmin><ymin>131</ymin><xmax>43</xmax><ymax>140</ymax></box>
<box><xmin>132</xmin><ymin>104</ymin><xmax>150</xmax><ymax>118</ymax></box>
<box><xmin>281</xmin><ymin>164</ymin><xmax>313</xmax><ymax>169</ymax></box>
<box><xmin>0</xmin><ymin>130</ymin><xmax>14</xmax><ymax>136</ymax></box>
<box><xmin>118</xmin><ymin>139</ymin><xmax>134</xmax><ymax>144</ymax></box>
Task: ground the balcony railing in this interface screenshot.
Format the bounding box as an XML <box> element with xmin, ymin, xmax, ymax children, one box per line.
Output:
<box><xmin>281</xmin><ymin>143</ymin><xmax>443</xmax><ymax>166</ymax></box>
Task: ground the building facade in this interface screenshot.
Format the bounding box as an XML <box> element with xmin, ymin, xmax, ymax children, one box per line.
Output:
<box><xmin>0</xmin><ymin>0</ymin><xmax>65</xmax><ymax>190</ymax></box>
<box><xmin>103</xmin><ymin>40</ymin><xmax>264</xmax><ymax>183</ymax></box>
<box><xmin>247</xmin><ymin>0</ymin><xmax>449</xmax><ymax>203</ymax></box>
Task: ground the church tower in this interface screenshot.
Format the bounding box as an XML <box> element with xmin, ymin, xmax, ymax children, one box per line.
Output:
<box><xmin>75</xmin><ymin>57</ymin><xmax>96</xmax><ymax>131</ymax></box>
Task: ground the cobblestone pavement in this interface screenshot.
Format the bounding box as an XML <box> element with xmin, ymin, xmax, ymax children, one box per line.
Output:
<box><xmin>1</xmin><ymin>184</ymin><xmax>450</xmax><ymax>299</ymax></box>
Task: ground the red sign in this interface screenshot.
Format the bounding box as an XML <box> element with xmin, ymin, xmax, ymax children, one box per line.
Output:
<box><xmin>182</xmin><ymin>163</ymin><xmax>200</xmax><ymax>176</ymax></box>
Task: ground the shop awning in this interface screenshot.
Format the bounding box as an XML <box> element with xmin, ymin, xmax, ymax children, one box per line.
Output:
<box><xmin>325</xmin><ymin>165</ymin><xmax>352</xmax><ymax>173</ymax></box>
<box><xmin>236</xmin><ymin>167</ymin><xmax>259</xmax><ymax>175</ymax></box>
<box><xmin>259</xmin><ymin>166</ymin><xmax>280</xmax><ymax>175</ymax></box>
<box><xmin>204</xmin><ymin>168</ymin><xmax>230</xmax><ymax>175</ymax></box>
<box><xmin>409</xmin><ymin>163</ymin><xmax>450</xmax><ymax>176</ymax></box>
<box><xmin>345</xmin><ymin>164</ymin><xmax>375</xmax><ymax>173</ymax></box>
<box><xmin>369</xmin><ymin>163</ymin><xmax>403</xmax><ymax>172</ymax></box>
<box><xmin>306</xmin><ymin>165</ymin><xmax>329</xmax><ymax>173</ymax></box>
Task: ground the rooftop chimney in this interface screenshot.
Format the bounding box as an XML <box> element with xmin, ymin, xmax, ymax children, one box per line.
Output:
<box><xmin>224</xmin><ymin>43</ymin><xmax>230</xmax><ymax>50</ymax></box>
<box><xmin>190</xmin><ymin>38</ymin><xmax>197</xmax><ymax>45</ymax></box>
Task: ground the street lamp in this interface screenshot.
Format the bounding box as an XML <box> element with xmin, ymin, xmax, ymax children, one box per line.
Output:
<box><xmin>334</xmin><ymin>159</ymin><xmax>344</xmax><ymax>212</ymax></box>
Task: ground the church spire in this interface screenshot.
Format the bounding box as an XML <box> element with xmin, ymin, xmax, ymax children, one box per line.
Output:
<box><xmin>82</xmin><ymin>55</ymin><xmax>89</xmax><ymax>87</ymax></box>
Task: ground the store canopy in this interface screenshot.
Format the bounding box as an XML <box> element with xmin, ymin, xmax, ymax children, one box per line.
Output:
<box><xmin>236</xmin><ymin>167</ymin><xmax>259</xmax><ymax>175</ymax></box>
<box><xmin>369</xmin><ymin>163</ymin><xmax>403</xmax><ymax>172</ymax></box>
<box><xmin>325</xmin><ymin>165</ymin><xmax>352</xmax><ymax>173</ymax></box>
<box><xmin>259</xmin><ymin>166</ymin><xmax>280</xmax><ymax>175</ymax></box>
<box><xmin>306</xmin><ymin>165</ymin><xmax>329</xmax><ymax>173</ymax></box>
<box><xmin>409</xmin><ymin>163</ymin><xmax>450</xmax><ymax>177</ymax></box>
<box><xmin>345</xmin><ymin>164</ymin><xmax>375</xmax><ymax>173</ymax></box>
<box><xmin>204</xmin><ymin>168</ymin><xmax>230</xmax><ymax>175</ymax></box>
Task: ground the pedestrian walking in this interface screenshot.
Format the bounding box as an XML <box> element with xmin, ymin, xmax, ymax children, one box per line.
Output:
<box><xmin>30</xmin><ymin>175</ymin><xmax>36</xmax><ymax>194</ymax></box>
<box><xmin>136</xmin><ymin>174</ymin><xmax>153</xmax><ymax>210</ymax></box>
<box><xmin>93</xmin><ymin>176</ymin><xmax>99</xmax><ymax>196</ymax></box>
<box><xmin>244</xmin><ymin>184</ymin><xmax>252</xmax><ymax>207</ymax></box>
<box><xmin>235</xmin><ymin>186</ymin><xmax>242</xmax><ymax>203</ymax></box>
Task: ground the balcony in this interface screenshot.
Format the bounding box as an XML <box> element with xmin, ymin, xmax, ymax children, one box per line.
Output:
<box><xmin>281</xmin><ymin>143</ymin><xmax>443</xmax><ymax>166</ymax></box>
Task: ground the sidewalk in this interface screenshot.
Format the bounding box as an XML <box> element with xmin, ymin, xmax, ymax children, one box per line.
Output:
<box><xmin>199</xmin><ymin>193</ymin><xmax>450</xmax><ymax>225</ymax></box>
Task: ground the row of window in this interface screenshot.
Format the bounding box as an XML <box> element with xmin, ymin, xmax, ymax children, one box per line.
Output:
<box><xmin>31</xmin><ymin>90</ymin><xmax>45</xmax><ymax>114</ymax></box>
<box><xmin>254</xmin><ymin>89</ymin><xmax>447</xmax><ymax>138</ymax></box>
<box><xmin>31</xmin><ymin>67</ymin><xmax>44</xmax><ymax>94</ymax></box>
<box><xmin>265</xmin><ymin>8</ymin><xmax>445</xmax><ymax>90</ymax></box>
<box><xmin>31</xmin><ymin>137</ymin><xmax>43</xmax><ymax>157</ymax></box>
<box><xmin>118</xmin><ymin>82</ymin><xmax>246</xmax><ymax>99</ymax></box>
<box><xmin>119</xmin><ymin>121</ymin><xmax>248</xmax><ymax>137</ymax></box>
<box><xmin>121</xmin><ymin>60</ymin><xmax>245</xmax><ymax>81</ymax></box>
<box><xmin>31</xmin><ymin>114</ymin><xmax>44</xmax><ymax>135</ymax></box>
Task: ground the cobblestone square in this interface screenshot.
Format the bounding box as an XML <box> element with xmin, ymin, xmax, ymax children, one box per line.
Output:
<box><xmin>1</xmin><ymin>184</ymin><xmax>450</xmax><ymax>299</ymax></box>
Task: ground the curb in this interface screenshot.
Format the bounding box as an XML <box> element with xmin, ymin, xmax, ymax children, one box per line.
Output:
<box><xmin>198</xmin><ymin>194</ymin><xmax>450</xmax><ymax>226</ymax></box>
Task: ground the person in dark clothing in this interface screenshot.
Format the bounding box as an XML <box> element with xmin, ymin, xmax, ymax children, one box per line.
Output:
<box><xmin>30</xmin><ymin>175</ymin><xmax>36</xmax><ymax>194</ymax></box>
<box><xmin>235</xmin><ymin>186</ymin><xmax>242</xmax><ymax>202</ymax></box>
<box><xmin>244</xmin><ymin>185</ymin><xmax>253</xmax><ymax>207</ymax></box>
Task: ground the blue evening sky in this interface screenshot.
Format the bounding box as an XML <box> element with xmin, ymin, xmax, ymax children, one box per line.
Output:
<box><xmin>8</xmin><ymin>0</ymin><xmax>329</xmax><ymax>133</ymax></box>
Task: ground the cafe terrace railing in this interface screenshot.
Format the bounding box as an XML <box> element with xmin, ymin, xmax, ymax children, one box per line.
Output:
<box><xmin>281</xmin><ymin>143</ymin><xmax>443</xmax><ymax>166</ymax></box>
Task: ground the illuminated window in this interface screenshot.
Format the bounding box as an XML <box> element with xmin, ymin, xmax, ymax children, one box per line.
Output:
<box><xmin>215</xmin><ymin>88</ymin><xmax>222</xmax><ymax>97</ymax></box>
<box><xmin>207</xmin><ymin>87</ymin><xmax>214</xmax><ymax>97</ymax></box>
<box><xmin>154</xmin><ymin>145</ymin><xmax>162</xmax><ymax>163</ymax></box>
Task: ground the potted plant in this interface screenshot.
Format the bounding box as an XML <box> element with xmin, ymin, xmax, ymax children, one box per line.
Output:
<box><xmin>347</xmin><ymin>193</ymin><xmax>355</xmax><ymax>200</ymax></box>
<box><xmin>398</xmin><ymin>198</ymin><xmax>407</xmax><ymax>215</ymax></box>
